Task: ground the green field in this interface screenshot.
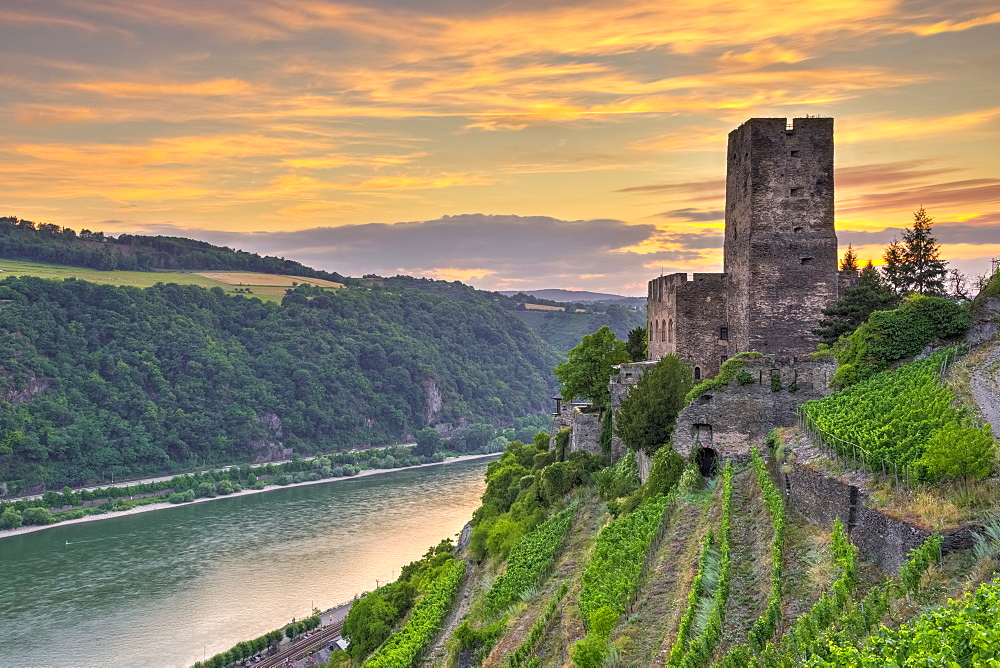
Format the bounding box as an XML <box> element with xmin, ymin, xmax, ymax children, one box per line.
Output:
<box><xmin>0</xmin><ymin>259</ymin><xmax>336</xmax><ymax>302</ymax></box>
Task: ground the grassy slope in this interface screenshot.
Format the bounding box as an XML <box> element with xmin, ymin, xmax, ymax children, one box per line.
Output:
<box><xmin>0</xmin><ymin>258</ymin><xmax>340</xmax><ymax>302</ymax></box>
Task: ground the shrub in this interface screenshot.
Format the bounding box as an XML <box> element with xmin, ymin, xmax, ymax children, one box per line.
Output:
<box><xmin>169</xmin><ymin>490</ymin><xmax>196</xmax><ymax>503</ymax></box>
<box><xmin>596</xmin><ymin>451</ymin><xmax>640</xmax><ymax>501</ymax></box>
<box><xmin>686</xmin><ymin>352</ymin><xmax>765</xmax><ymax>402</ymax></box>
<box><xmin>21</xmin><ymin>506</ymin><xmax>55</xmax><ymax>525</ymax></box>
<box><xmin>1</xmin><ymin>508</ymin><xmax>23</xmax><ymax>529</ymax></box>
<box><xmin>833</xmin><ymin>294</ymin><xmax>971</xmax><ymax>386</ymax></box>
<box><xmin>642</xmin><ymin>446</ymin><xmax>686</xmax><ymax>499</ymax></box>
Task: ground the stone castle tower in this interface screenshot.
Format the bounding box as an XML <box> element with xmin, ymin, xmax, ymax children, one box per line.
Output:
<box><xmin>647</xmin><ymin>117</ymin><xmax>844</xmax><ymax>378</ymax></box>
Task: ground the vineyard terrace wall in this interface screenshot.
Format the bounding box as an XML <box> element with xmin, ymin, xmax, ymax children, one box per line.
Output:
<box><xmin>776</xmin><ymin>453</ymin><xmax>977</xmax><ymax>572</ymax></box>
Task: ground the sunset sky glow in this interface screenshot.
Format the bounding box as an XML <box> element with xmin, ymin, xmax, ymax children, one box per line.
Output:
<box><xmin>1</xmin><ymin>0</ymin><xmax>998</xmax><ymax>293</ymax></box>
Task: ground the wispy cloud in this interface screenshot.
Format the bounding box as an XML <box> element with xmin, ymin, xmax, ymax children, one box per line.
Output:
<box><xmin>3</xmin><ymin>0</ymin><xmax>1000</xmax><ymax>288</ymax></box>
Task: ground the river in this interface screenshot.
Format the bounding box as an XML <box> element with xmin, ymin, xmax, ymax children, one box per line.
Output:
<box><xmin>0</xmin><ymin>457</ymin><xmax>491</xmax><ymax>668</ymax></box>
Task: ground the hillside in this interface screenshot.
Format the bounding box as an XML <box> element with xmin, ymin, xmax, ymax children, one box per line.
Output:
<box><xmin>0</xmin><ymin>258</ymin><xmax>341</xmax><ymax>303</ymax></box>
<box><xmin>0</xmin><ymin>216</ymin><xmax>346</xmax><ymax>283</ymax></box>
<box><xmin>499</xmin><ymin>289</ymin><xmax>643</xmax><ymax>306</ymax></box>
<box><xmin>1</xmin><ymin>218</ymin><xmax>644</xmax><ymax>352</ymax></box>
<box><xmin>512</xmin><ymin>307</ymin><xmax>645</xmax><ymax>352</ymax></box>
<box><xmin>0</xmin><ymin>277</ymin><xmax>560</xmax><ymax>491</ymax></box>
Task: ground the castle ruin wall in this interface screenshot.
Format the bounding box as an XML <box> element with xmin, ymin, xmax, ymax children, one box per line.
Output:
<box><xmin>672</xmin><ymin>356</ymin><xmax>835</xmax><ymax>462</ymax></box>
<box><xmin>609</xmin><ymin>361</ymin><xmax>658</xmax><ymax>463</ymax></box>
<box><xmin>647</xmin><ymin>273</ymin><xmax>728</xmax><ymax>378</ymax></box>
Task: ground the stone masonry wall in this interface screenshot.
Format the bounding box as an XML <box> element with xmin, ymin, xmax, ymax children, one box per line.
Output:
<box><xmin>672</xmin><ymin>356</ymin><xmax>835</xmax><ymax>461</ymax></box>
<box><xmin>723</xmin><ymin>117</ymin><xmax>839</xmax><ymax>359</ymax></box>
<box><xmin>609</xmin><ymin>361</ymin><xmax>658</xmax><ymax>463</ymax></box>
<box><xmin>570</xmin><ymin>410</ymin><xmax>603</xmax><ymax>456</ymax></box>
<box><xmin>779</xmin><ymin>457</ymin><xmax>977</xmax><ymax>572</ymax></box>
<box><xmin>549</xmin><ymin>400</ymin><xmax>603</xmax><ymax>455</ymax></box>
<box><xmin>647</xmin><ymin>273</ymin><xmax>728</xmax><ymax>377</ymax></box>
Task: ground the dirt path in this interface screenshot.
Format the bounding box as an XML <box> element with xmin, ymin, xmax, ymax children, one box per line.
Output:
<box><xmin>969</xmin><ymin>342</ymin><xmax>1000</xmax><ymax>440</ymax></box>
<box><xmin>713</xmin><ymin>470</ymin><xmax>770</xmax><ymax>659</ymax></box>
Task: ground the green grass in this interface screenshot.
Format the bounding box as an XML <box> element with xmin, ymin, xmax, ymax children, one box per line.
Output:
<box><xmin>0</xmin><ymin>259</ymin><xmax>335</xmax><ymax>302</ymax></box>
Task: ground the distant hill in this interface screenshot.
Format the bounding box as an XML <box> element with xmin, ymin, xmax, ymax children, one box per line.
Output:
<box><xmin>499</xmin><ymin>289</ymin><xmax>642</xmax><ymax>303</ymax></box>
<box><xmin>365</xmin><ymin>276</ymin><xmax>646</xmax><ymax>352</ymax></box>
<box><xmin>0</xmin><ymin>216</ymin><xmax>346</xmax><ymax>284</ymax></box>
<box><xmin>0</xmin><ymin>277</ymin><xmax>560</xmax><ymax>490</ymax></box>
<box><xmin>0</xmin><ymin>216</ymin><xmax>645</xmax><ymax>353</ymax></box>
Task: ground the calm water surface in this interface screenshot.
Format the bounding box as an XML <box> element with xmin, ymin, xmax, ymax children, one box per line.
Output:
<box><xmin>0</xmin><ymin>457</ymin><xmax>491</xmax><ymax>668</ymax></box>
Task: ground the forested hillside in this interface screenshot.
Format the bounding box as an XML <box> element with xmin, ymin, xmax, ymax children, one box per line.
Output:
<box><xmin>0</xmin><ymin>277</ymin><xmax>560</xmax><ymax>490</ymax></box>
<box><xmin>0</xmin><ymin>216</ymin><xmax>346</xmax><ymax>282</ymax></box>
<box><xmin>370</xmin><ymin>276</ymin><xmax>645</xmax><ymax>351</ymax></box>
<box><xmin>1</xmin><ymin>217</ymin><xmax>643</xmax><ymax>353</ymax></box>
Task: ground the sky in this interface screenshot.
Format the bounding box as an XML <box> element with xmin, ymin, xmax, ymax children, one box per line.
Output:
<box><xmin>1</xmin><ymin>0</ymin><xmax>998</xmax><ymax>295</ymax></box>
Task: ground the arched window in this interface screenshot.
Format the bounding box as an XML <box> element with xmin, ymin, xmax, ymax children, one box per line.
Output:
<box><xmin>694</xmin><ymin>366</ymin><xmax>701</xmax><ymax>380</ymax></box>
<box><xmin>667</xmin><ymin>319</ymin><xmax>673</xmax><ymax>343</ymax></box>
<box><xmin>661</xmin><ymin>319</ymin><xmax>667</xmax><ymax>342</ymax></box>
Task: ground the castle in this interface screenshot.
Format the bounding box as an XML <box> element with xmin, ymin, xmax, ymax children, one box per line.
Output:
<box><xmin>647</xmin><ymin>117</ymin><xmax>850</xmax><ymax>378</ymax></box>
<box><xmin>564</xmin><ymin>118</ymin><xmax>851</xmax><ymax>470</ymax></box>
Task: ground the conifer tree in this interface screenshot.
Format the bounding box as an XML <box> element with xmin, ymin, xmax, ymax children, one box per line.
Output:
<box><xmin>882</xmin><ymin>238</ymin><xmax>908</xmax><ymax>293</ymax></box>
<box><xmin>814</xmin><ymin>261</ymin><xmax>900</xmax><ymax>344</ymax></box>
<box><xmin>901</xmin><ymin>207</ymin><xmax>947</xmax><ymax>295</ymax></box>
<box><xmin>840</xmin><ymin>244</ymin><xmax>859</xmax><ymax>271</ymax></box>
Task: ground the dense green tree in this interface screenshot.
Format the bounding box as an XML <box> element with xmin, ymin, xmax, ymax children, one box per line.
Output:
<box><xmin>0</xmin><ymin>508</ymin><xmax>22</xmax><ymax>529</ymax></box>
<box><xmin>21</xmin><ymin>506</ymin><xmax>54</xmax><ymax>525</ymax></box>
<box><xmin>882</xmin><ymin>208</ymin><xmax>948</xmax><ymax>296</ymax></box>
<box><xmin>814</xmin><ymin>261</ymin><xmax>900</xmax><ymax>345</ymax></box>
<box><xmin>413</xmin><ymin>428</ymin><xmax>442</xmax><ymax>457</ymax></box>
<box><xmin>642</xmin><ymin>446</ymin><xmax>686</xmax><ymax>499</ymax></box>
<box><xmin>553</xmin><ymin>326</ymin><xmax>629</xmax><ymax>406</ymax></box>
<box><xmin>343</xmin><ymin>592</ymin><xmax>397</xmax><ymax>658</ymax></box>
<box><xmin>901</xmin><ymin>207</ymin><xmax>947</xmax><ymax>296</ymax></box>
<box><xmin>625</xmin><ymin>326</ymin><xmax>647</xmax><ymax>362</ymax></box>
<box><xmin>920</xmin><ymin>422</ymin><xmax>994</xmax><ymax>481</ymax></box>
<box><xmin>0</xmin><ymin>277</ymin><xmax>559</xmax><ymax>490</ymax></box>
<box><xmin>614</xmin><ymin>355</ymin><xmax>694</xmax><ymax>455</ymax></box>
<box><xmin>833</xmin><ymin>294</ymin><xmax>972</xmax><ymax>386</ymax></box>
<box><xmin>882</xmin><ymin>238</ymin><xmax>908</xmax><ymax>294</ymax></box>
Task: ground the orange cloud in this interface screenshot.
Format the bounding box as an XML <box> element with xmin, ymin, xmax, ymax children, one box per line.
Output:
<box><xmin>73</xmin><ymin>78</ymin><xmax>251</xmax><ymax>97</ymax></box>
<box><xmin>395</xmin><ymin>267</ymin><xmax>497</xmax><ymax>282</ymax></box>
<box><xmin>717</xmin><ymin>43</ymin><xmax>811</xmax><ymax>69</ymax></box>
<box><xmin>908</xmin><ymin>11</ymin><xmax>1000</xmax><ymax>36</ymax></box>
<box><xmin>839</xmin><ymin>107</ymin><xmax>1000</xmax><ymax>144</ymax></box>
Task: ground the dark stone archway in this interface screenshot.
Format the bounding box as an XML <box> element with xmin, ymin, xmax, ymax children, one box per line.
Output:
<box><xmin>695</xmin><ymin>446</ymin><xmax>719</xmax><ymax>477</ymax></box>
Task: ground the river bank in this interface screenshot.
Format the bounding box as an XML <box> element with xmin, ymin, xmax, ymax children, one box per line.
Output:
<box><xmin>0</xmin><ymin>452</ymin><xmax>499</xmax><ymax>540</ymax></box>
